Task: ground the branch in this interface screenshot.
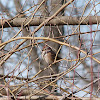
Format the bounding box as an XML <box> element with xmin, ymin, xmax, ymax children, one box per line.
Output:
<box><xmin>0</xmin><ymin>95</ymin><xmax>84</xmax><ymax>100</ymax></box>
<box><xmin>1</xmin><ymin>16</ymin><xmax>100</xmax><ymax>28</ymax></box>
<box><xmin>0</xmin><ymin>2</ymin><xmax>12</xmax><ymax>18</ymax></box>
<box><xmin>0</xmin><ymin>37</ymin><xmax>100</xmax><ymax>65</ymax></box>
<box><xmin>68</xmin><ymin>78</ymin><xmax>100</xmax><ymax>96</ymax></box>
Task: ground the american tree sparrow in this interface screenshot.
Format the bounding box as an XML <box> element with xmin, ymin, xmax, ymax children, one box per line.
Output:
<box><xmin>42</xmin><ymin>45</ymin><xmax>61</xmax><ymax>64</ymax></box>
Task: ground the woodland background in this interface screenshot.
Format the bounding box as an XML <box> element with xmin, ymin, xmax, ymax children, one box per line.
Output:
<box><xmin>0</xmin><ymin>0</ymin><xmax>100</xmax><ymax>99</ymax></box>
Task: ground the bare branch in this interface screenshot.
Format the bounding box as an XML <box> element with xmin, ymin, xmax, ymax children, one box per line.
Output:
<box><xmin>1</xmin><ymin>16</ymin><xmax>100</xmax><ymax>28</ymax></box>
<box><xmin>0</xmin><ymin>2</ymin><xmax>12</xmax><ymax>18</ymax></box>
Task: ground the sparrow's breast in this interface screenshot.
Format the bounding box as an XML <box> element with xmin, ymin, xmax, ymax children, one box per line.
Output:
<box><xmin>44</xmin><ymin>52</ymin><xmax>54</xmax><ymax>64</ymax></box>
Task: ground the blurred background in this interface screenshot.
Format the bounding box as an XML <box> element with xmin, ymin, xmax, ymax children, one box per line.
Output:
<box><xmin>0</xmin><ymin>0</ymin><xmax>100</xmax><ymax>99</ymax></box>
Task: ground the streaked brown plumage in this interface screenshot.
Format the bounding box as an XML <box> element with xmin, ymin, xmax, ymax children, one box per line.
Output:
<box><xmin>42</xmin><ymin>45</ymin><xmax>60</xmax><ymax>64</ymax></box>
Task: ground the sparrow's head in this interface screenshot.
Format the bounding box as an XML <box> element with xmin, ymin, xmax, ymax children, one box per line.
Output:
<box><xmin>42</xmin><ymin>44</ymin><xmax>51</xmax><ymax>51</ymax></box>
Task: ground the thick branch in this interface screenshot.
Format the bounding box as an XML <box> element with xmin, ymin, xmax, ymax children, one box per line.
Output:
<box><xmin>1</xmin><ymin>16</ymin><xmax>100</xmax><ymax>28</ymax></box>
<box><xmin>0</xmin><ymin>96</ymin><xmax>100</xmax><ymax>100</ymax></box>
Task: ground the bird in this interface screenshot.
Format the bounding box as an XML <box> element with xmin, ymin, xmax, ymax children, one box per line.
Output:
<box><xmin>42</xmin><ymin>44</ymin><xmax>61</xmax><ymax>64</ymax></box>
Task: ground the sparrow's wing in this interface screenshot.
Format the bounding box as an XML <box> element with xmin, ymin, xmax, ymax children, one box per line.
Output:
<box><xmin>51</xmin><ymin>50</ymin><xmax>61</xmax><ymax>60</ymax></box>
